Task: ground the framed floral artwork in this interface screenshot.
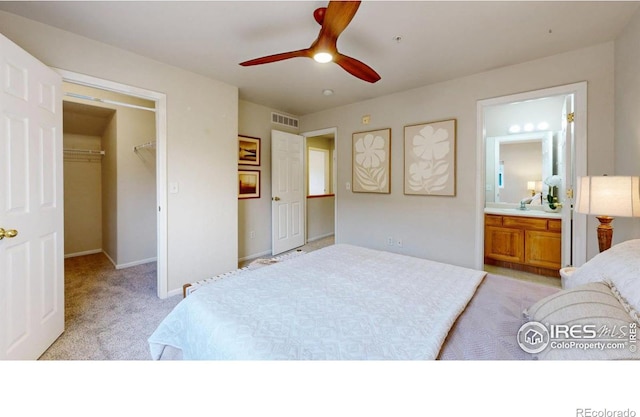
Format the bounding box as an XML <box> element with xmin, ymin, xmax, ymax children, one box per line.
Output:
<box><xmin>352</xmin><ymin>128</ymin><xmax>391</xmax><ymax>193</ymax></box>
<box><xmin>238</xmin><ymin>170</ymin><xmax>260</xmax><ymax>199</ymax></box>
<box><xmin>404</xmin><ymin>119</ymin><xmax>456</xmax><ymax>196</ymax></box>
<box><xmin>238</xmin><ymin>135</ymin><xmax>260</xmax><ymax>166</ymax></box>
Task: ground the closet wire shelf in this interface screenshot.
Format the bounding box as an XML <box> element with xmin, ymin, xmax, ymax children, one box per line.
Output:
<box><xmin>63</xmin><ymin>148</ymin><xmax>105</xmax><ymax>162</ymax></box>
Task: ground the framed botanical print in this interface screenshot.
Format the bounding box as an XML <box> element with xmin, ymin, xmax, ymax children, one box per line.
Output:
<box><xmin>238</xmin><ymin>135</ymin><xmax>260</xmax><ymax>166</ymax></box>
<box><xmin>404</xmin><ymin>119</ymin><xmax>456</xmax><ymax>196</ymax></box>
<box><xmin>352</xmin><ymin>128</ymin><xmax>391</xmax><ymax>193</ymax></box>
<box><xmin>238</xmin><ymin>170</ymin><xmax>260</xmax><ymax>199</ymax></box>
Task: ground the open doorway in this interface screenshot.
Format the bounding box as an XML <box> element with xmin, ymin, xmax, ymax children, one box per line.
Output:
<box><xmin>63</xmin><ymin>82</ymin><xmax>157</xmax><ymax>272</ymax></box>
<box><xmin>304</xmin><ymin>127</ymin><xmax>337</xmax><ymax>244</ymax></box>
<box><xmin>56</xmin><ymin>69</ymin><xmax>169</xmax><ymax>298</ymax></box>
<box><xmin>476</xmin><ymin>82</ymin><xmax>588</xmax><ymax>279</ymax></box>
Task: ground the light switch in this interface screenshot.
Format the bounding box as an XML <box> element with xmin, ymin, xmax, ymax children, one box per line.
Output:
<box><xmin>346</xmin><ymin>182</ymin><xmax>351</xmax><ymax>190</ymax></box>
<box><xmin>362</xmin><ymin>115</ymin><xmax>370</xmax><ymax>125</ymax></box>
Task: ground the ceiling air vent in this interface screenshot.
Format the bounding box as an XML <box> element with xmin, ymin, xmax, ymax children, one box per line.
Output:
<box><xmin>271</xmin><ymin>112</ymin><xmax>299</xmax><ymax>128</ymax></box>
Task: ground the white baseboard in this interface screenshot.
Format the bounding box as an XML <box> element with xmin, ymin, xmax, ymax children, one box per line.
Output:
<box><xmin>64</xmin><ymin>248</ymin><xmax>103</xmax><ymax>258</ymax></box>
<box><xmin>115</xmin><ymin>257</ymin><xmax>157</xmax><ymax>270</ymax></box>
<box><xmin>307</xmin><ymin>233</ymin><xmax>335</xmax><ymax>242</ymax></box>
<box><xmin>238</xmin><ymin>249</ymin><xmax>271</xmax><ymax>263</ymax></box>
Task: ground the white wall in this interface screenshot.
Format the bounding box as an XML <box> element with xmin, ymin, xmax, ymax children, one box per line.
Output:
<box><xmin>614</xmin><ymin>7</ymin><xmax>640</xmax><ymax>244</ymax></box>
<box><xmin>300</xmin><ymin>42</ymin><xmax>616</xmax><ymax>268</ymax></box>
<box><xmin>0</xmin><ymin>11</ymin><xmax>239</xmax><ymax>294</ymax></box>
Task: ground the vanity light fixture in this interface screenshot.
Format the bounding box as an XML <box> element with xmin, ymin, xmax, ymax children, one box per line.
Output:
<box><xmin>322</xmin><ymin>89</ymin><xmax>334</xmax><ymax>96</ymax></box>
<box><xmin>508</xmin><ymin>125</ymin><xmax>521</xmax><ymax>134</ymax></box>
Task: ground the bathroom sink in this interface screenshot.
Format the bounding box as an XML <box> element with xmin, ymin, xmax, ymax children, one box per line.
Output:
<box><xmin>483</xmin><ymin>207</ymin><xmax>562</xmax><ymax>218</ymax></box>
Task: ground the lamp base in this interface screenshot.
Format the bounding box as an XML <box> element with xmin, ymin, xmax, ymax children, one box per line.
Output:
<box><xmin>596</xmin><ymin>215</ymin><xmax>614</xmax><ymax>252</ymax></box>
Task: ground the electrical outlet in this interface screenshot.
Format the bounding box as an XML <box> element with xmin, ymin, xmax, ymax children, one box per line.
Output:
<box><xmin>362</xmin><ymin>115</ymin><xmax>370</xmax><ymax>125</ymax></box>
<box><xmin>249</xmin><ymin>231</ymin><xmax>255</xmax><ymax>239</ymax></box>
<box><xmin>346</xmin><ymin>182</ymin><xmax>351</xmax><ymax>190</ymax></box>
<box><xmin>387</xmin><ymin>236</ymin><xmax>394</xmax><ymax>246</ymax></box>
<box><xmin>397</xmin><ymin>239</ymin><xmax>403</xmax><ymax>248</ymax></box>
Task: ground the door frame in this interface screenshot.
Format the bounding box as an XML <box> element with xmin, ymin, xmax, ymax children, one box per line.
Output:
<box><xmin>301</xmin><ymin>127</ymin><xmax>338</xmax><ymax>243</ymax></box>
<box><xmin>475</xmin><ymin>82</ymin><xmax>588</xmax><ymax>270</ymax></box>
<box><xmin>54</xmin><ymin>68</ymin><xmax>169</xmax><ymax>299</ymax></box>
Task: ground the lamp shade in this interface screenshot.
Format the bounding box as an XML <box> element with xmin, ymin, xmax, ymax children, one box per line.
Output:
<box><xmin>527</xmin><ymin>181</ymin><xmax>536</xmax><ymax>190</ymax></box>
<box><xmin>574</xmin><ymin>176</ymin><xmax>640</xmax><ymax>217</ymax></box>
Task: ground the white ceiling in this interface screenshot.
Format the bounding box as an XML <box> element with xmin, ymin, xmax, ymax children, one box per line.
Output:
<box><xmin>1</xmin><ymin>1</ymin><xmax>638</xmax><ymax>115</ymax></box>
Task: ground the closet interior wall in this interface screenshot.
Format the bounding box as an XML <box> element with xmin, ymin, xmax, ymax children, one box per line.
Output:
<box><xmin>63</xmin><ymin>82</ymin><xmax>157</xmax><ymax>269</ymax></box>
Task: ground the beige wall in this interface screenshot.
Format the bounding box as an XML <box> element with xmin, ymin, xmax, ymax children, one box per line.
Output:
<box><xmin>300</xmin><ymin>42</ymin><xmax>616</xmax><ymax>268</ymax></box>
<box><xmin>115</xmin><ymin>102</ymin><xmax>156</xmax><ymax>267</ymax></box>
<box><xmin>238</xmin><ymin>100</ymin><xmax>298</xmax><ymax>261</ymax></box>
<box><xmin>63</xmin><ymin>133</ymin><xmax>103</xmax><ymax>255</ymax></box>
<box><xmin>614</xmin><ymin>7</ymin><xmax>640</xmax><ymax>244</ymax></box>
<box><xmin>0</xmin><ymin>11</ymin><xmax>239</xmax><ymax>295</ymax></box>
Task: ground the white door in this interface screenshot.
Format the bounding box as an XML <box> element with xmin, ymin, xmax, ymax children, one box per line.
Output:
<box><xmin>0</xmin><ymin>34</ymin><xmax>64</xmax><ymax>360</ymax></box>
<box><xmin>271</xmin><ymin>130</ymin><xmax>305</xmax><ymax>255</ymax></box>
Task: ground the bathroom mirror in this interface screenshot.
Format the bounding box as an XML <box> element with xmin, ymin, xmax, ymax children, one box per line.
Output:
<box><xmin>485</xmin><ymin>131</ymin><xmax>556</xmax><ymax>205</ymax></box>
<box><xmin>483</xmin><ymin>95</ymin><xmax>568</xmax><ymax>207</ymax></box>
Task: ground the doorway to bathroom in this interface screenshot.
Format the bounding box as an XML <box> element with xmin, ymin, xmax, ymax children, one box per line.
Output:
<box><xmin>476</xmin><ymin>82</ymin><xmax>588</xmax><ymax>279</ymax></box>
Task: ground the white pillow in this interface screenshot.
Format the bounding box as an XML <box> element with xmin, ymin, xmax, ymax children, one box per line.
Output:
<box><xmin>524</xmin><ymin>281</ymin><xmax>639</xmax><ymax>360</ymax></box>
<box><xmin>566</xmin><ymin>239</ymin><xmax>640</xmax><ymax>313</ymax></box>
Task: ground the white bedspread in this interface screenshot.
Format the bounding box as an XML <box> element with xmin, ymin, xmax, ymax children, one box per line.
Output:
<box><xmin>148</xmin><ymin>244</ymin><xmax>486</xmax><ymax>360</ymax></box>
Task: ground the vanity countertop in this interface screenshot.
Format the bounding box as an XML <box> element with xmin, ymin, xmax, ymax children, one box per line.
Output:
<box><xmin>484</xmin><ymin>207</ymin><xmax>562</xmax><ymax>219</ymax></box>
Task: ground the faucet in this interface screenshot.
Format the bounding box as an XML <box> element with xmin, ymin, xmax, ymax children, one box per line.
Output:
<box><xmin>518</xmin><ymin>197</ymin><xmax>532</xmax><ymax>210</ymax></box>
<box><xmin>518</xmin><ymin>193</ymin><xmax>540</xmax><ymax>210</ymax></box>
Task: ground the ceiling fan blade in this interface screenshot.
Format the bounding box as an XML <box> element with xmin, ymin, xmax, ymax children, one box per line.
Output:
<box><xmin>240</xmin><ymin>49</ymin><xmax>311</xmax><ymax>66</ymax></box>
<box><xmin>334</xmin><ymin>53</ymin><xmax>381</xmax><ymax>83</ymax></box>
<box><xmin>320</xmin><ymin>1</ymin><xmax>361</xmax><ymax>42</ymax></box>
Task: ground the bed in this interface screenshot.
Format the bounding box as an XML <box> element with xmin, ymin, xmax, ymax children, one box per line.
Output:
<box><xmin>149</xmin><ymin>241</ymin><xmax>640</xmax><ymax>360</ymax></box>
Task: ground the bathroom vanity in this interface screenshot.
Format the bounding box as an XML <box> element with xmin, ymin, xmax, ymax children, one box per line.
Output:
<box><xmin>484</xmin><ymin>208</ymin><xmax>561</xmax><ymax>277</ymax></box>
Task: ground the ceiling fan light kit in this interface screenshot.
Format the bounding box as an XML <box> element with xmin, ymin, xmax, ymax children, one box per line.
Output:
<box><xmin>239</xmin><ymin>0</ymin><xmax>381</xmax><ymax>83</ymax></box>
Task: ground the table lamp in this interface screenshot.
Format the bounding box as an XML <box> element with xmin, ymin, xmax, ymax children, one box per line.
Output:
<box><xmin>527</xmin><ymin>181</ymin><xmax>537</xmax><ymax>196</ymax></box>
<box><xmin>574</xmin><ymin>176</ymin><xmax>640</xmax><ymax>252</ymax></box>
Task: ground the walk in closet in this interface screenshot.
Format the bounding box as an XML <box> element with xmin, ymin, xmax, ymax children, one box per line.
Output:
<box><xmin>63</xmin><ymin>82</ymin><xmax>158</xmax><ymax>269</ymax></box>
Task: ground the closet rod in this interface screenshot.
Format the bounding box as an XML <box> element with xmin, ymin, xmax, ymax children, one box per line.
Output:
<box><xmin>63</xmin><ymin>148</ymin><xmax>105</xmax><ymax>156</ymax></box>
<box><xmin>64</xmin><ymin>92</ymin><xmax>156</xmax><ymax>112</ymax></box>
<box><xmin>133</xmin><ymin>141</ymin><xmax>156</xmax><ymax>152</ymax></box>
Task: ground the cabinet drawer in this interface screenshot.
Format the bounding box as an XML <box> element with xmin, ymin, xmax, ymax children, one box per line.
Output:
<box><xmin>485</xmin><ymin>214</ymin><xmax>503</xmax><ymax>226</ymax></box>
<box><xmin>502</xmin><ymin>216</ymin><xmax>548</xmax><ymax>230</ymax></box>
<box><xmin>548</xmin><ymin>219</ymin><xmax>562</xmax><ymax>232</ymax></box>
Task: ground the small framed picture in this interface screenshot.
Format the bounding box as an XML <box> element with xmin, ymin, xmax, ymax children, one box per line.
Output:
<box><xmin>238</xmin><ymin>170</ymin><xmax>260</xmax><ymax>199</ymax></box>
<box><xmin>238</xmin><ymin>135</ymin><xmax>260</xmax><ymax>166</ymax></box>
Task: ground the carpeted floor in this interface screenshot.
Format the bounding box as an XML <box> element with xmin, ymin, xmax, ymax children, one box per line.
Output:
<box><xmin>39</xmin><ymin>253</ymin><xmax>181</xmax><ymax>360</ymax></box>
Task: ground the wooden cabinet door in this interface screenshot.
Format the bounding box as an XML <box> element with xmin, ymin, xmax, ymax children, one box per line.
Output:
<box><xmin>525</xmin><ymin>230</ymin><xmax>562</xmax><ymax>269</ymax></box>
<box><xmin>485</xmin><ymin>226</ymin><xmax>524</xmax><ymax>263</ymax></box>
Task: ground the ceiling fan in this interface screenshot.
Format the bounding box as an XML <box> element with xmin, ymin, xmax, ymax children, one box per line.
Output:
<box><xmin>239</xmin><ymin>0</ymin><xmax>381</xmax><ymax>83</ymax></box>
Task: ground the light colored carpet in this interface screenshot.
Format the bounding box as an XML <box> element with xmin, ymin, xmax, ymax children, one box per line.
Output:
<box><xmin>39</xmin><ymin>253</ymin><xmax>181</xmax><ymax>360</ymax></box>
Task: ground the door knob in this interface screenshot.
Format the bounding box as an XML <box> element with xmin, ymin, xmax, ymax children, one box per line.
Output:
<box><xmin>272</xmin><ymin>196</ymin><xmax>281</xmax><ymax>201</ymax></box>
<box><xmin>0</xmin><ymin>228</ymin><xmax>18</xmax><ymax>240</ymax></box>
